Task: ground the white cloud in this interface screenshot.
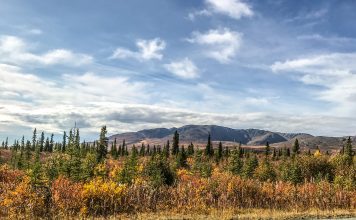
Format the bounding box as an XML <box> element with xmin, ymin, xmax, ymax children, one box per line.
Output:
<box><xmin>164</xmin><ymin>58</ymin><xmax>199</xmax><ymax>79</ymax></box>
<box><xmin>0</xmin><ymin>35</ymin><xmax>93</xmax><ymax>66</ymax></box>
<box><xmin>271</xmin><ymin>53</ymin><xmax>356</xmax><ymax>115</ymax></box>
<box><xmin>1</xmin><ymin>63</ymin><xmax>356</xmax><ymax>138</ymax></box>
<box><xmin>189</xmin><ymin>0</ymin><xmax>253</xmax><ymax>20</ymax></box>
<box><xmin>111</xmin><ymin>38</ymin><xmax>166</xmax><ymax>61</ymax></box>
<box><xmin>187</xmin><ymin>28</ymin><xmax>242</xmax><ymax>63</ymax></box>
<box><xmin>206</xmin><ymin>0</ymin><xmax>253</xmax><ymax>19</ymax></box>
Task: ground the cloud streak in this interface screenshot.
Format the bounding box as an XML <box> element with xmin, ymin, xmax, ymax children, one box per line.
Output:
<box><xmin>0</xmin><ymin>36</ymin><xmax>93</xmax><ymax>66</ymax></box>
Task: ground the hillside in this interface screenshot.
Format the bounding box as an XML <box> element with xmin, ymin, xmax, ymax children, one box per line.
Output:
<box><xmin>108</xmin><ymin>125</ymin><xmax>354</xmax><ymax>150</ymax></box>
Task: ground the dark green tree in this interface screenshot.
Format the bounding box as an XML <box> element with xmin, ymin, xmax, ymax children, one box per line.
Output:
<box><xmin>187</xmin><ymin>142</ymin><xmax>195</xmax><ymax>155</ymax></box>
<box><xmin>217</xmin><ymin>141</ymin><xmax>223</xmax><ymax>160</ymax></box>
<box><xmin>292</xmin><ymin>138</ymin><xmax>300</xmax><ymax>155</ymax></box>
<box><xmin>176</xmin><ymin>145</ymin><xmax>188</xmax><ymax>168</ymax></box>
<box><xmin>172</xmin><ymin>130</ymin><xmax>179</xmax><ymax>155</ymax></box>
<box><xmin>265</xmin><ymin>142</ymin><xmax>270</xmax><ymax>157</ymax></box>
<box><xmin>62</xmin><ymin>131</ymin><xmax>66</xmax><ymax>152</ymax></box>
<box><xmin>32</xmin><ymin>128</ymin><xmax>37</xmax><ymax>151</ymax></box>
<box><xmin>205</xmin><ymin>133</ymin><xmax>214</xmax><ymax>157</ymax></box>
<box><xmin>39</xmin><ymin>131</ymin><xmax>45</xmax><ymax>152</ymax></box>
<box><xmin>96</xmin><ymin>126</ymin><xmax>108</xmax><ymax>163</ymax></box>
<box><xmin>345</xmin><ymin>137</ymin><xmax>353</xmax><ymax>157</ymax></box>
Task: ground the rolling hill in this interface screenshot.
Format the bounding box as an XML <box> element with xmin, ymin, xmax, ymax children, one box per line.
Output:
<box><xmin>108</xmin><ymin>125</ymin><xmax>355</xmax><ymax>151</ymax></box>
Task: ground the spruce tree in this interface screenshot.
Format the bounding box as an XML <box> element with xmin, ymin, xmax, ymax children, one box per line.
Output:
<box><xmin>176</xmin><ymin>145</ymin><xmax>187</xmax><ymax>168</ymax></box>
<box><xmin>187</xmin><ymin>142</ymin><xmax>194</xmax><ymax>155</ymax></box>
<box><xmin>229</xmin><ymin>148</ymin><xmax>243</xmax><ymax>175</ymax></box>
<box><xmin>62</xmin><ymin>131</ymin><xmax>66</xmax><ymax>152</ymax></box>
<box><xmin>345</xmin><ymin>136</ymin><xmax>353</xmax><ymax>157</ymax></box>
<box><xmin>39</xmin><ymin>131</ymin><xmax>45</xmax><ymax>152</ymax></box>
<box><xmin>49</xmin><ymin>134</ymin><xmax>54</xmax><ymax>152</ymax></box>
<box><xmin>292</xmin><ymin>138</ymin><xmax>300</xmax><ymax>155</ymax></box>
<box><xmin>44</xmin><ymin>137</ymin><xmax>50</xmax><ymax>152</ymax></box>
<box><xmin>5</xmin><ymin>137</ymin><xmax>8</xmax><ymax>149</ymax></box>
<box><xmin>272</xmin><ymin>148</ymin><xmax>276</xmax><ymax>160</ymax></box>
<box><xmin>265</xmin><ymin>142</ymin><xmax>270</xmax><ymax>157</ymax></box>
<box><xmin>172</xmin><ymin>130</ymin><xmax>179</xmax><ymax>155</ymax></box>
<box><xmin>25</xmin><ymin>140</ymin><xmax>31</xmax><ymax>168</ymax></box>
<box><xmin>111</xmin><ymin>138</ymin><xmax>118</xmax><ymax>158</ymax></box>
<box><xmin>164</xmin><ymin>140</ymin><xmax>170</xmax><ymax>158</ymax></box>
<box><xmin>217</xmin><ymin>141</ymin><xmax>223</xmax><ymax>160</ymax></box>
<box><xmin>205</xmin><ymin>133</ymin><xmax>213</xmax><ymax>157</ymax></box>
<box><xmin>32</xmin><ymin>128</ymin><xmax>37</xmax><ymax>151</ymax></box>
<box><xmin>139</xmin><ymin>143</ymin><xmax>145</xmax><ymax>156</ymax></box>
<box><xmin>96</xmin><ymin>126</ymin><xmax>108</xmax><ymax>163</ymax></box>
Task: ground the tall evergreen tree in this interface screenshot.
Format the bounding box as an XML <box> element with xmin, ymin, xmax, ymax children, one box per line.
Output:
<box><xmin>62</xmin><ymin>131</ymin><xmax>67</xmax><ymax>152</ymax></box>
<box><xmin>96</xmin><ymin>126</ymin><xmax>108</xmax><ymax>162</ymax></box>
<box><xmin>229</xmin><ymin>148</ymin><xmax>243</xmax><ymax>175</ymax></box>
<box><xmin>44</xmin><ymin>137</ymin><xmax>49</xmax><ymax>152</ymax></box>
<box><xmin>5</xmin><ymin>137</ymin><xmax>8</xmax><ymax>149</ymax></box>
<box><xmin>345</xmin><ymin>136</ymin><xmax>353</xmax><ymax>157</ymax></box>
<box><xmin>187</xmin><ymin>142</ymin><xmax>195</xmax><ymax>155</ymax></box>
<box><xmin>49</xmin><ymin>134</ymin><xmax>54</xmax><ymax>152</ymax></box>
<box><xmin>25</xmin><ymin>140</ymin><xmax>31</xmax><ymax>168</ymax></box>
<box><xmin>32</xmin><ymin>128</ymin><xmax>37</xmax><ymax>151</ymax></box>
<box><xmin>172</xmin><ymin>130</ymin><xmax>179</xmax><ymax>155</ymax></box>
<box><xmin>176</xmin><ymin>145</ymin><xmax>187</xmax><ymax>168</ymax></box>
<box><xmin>292</xmin><ymin>138</ymin><xmax>300</xmax><ymax>155</ymax></box>
<box><xmin>205</xmin><ymin>133</ymin><xmax>214</xmax><ymax>157</ymax></box>
<box><xmin>217</xmin><ymin>141</ymin><xmax>223</xmax><ymax>160</ymax></box>
<box><xmin>39</xmin><ymin>131</ymin><xmax>45</xmax><ymax>152</ymax></box>
<box><xmin>265</xmin><ymin>142</ymin><xmax>270</xmax><ymax>157</ymax></box>
<box><xmin>164</xmin><ymin>140</ymin><xmax>170</xmax><ymax>158</ymax></box>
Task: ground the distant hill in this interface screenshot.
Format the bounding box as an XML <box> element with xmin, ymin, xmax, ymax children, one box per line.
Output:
<box><xmin>108</xmin><ymin>125</ymin><xmax>355</xmax><ymax>151</ymax></box>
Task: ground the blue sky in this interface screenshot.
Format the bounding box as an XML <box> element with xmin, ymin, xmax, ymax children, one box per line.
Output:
<box><xmin>1</xmin><ymin>0</ymin><xmax>356</xmax><ymax>141</ymax></box>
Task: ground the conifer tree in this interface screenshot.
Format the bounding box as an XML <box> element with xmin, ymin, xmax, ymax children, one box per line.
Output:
<box><xmin>292</xmin><ymin>138</ymin><xmax>300</xmax><ymax>155</ymax></box>
<box><xmin>49</xmin><ymin>134</ymin><xmax>54</xmax><ymax>152</ymax></box>
<box><xmin>187</xmin><ymin>142</ymin><xmax>194</xmax><ymax>155</ymax></box>
<box><xmin>139</xmin><ymin>143</ymin><xmax>145</xmax><ymax>156</ymax></box>
<box><xmin>229</xmin><ymin>148</ymin><xmax>243</xmax><ymax>175</ymax></box>
<box><xmin>242</xmin><ymin>154</ymin><xmax>259</xmax><ymax>178</ymax></box>
<box><xmin>265</xmin><ymin>142</ymin><xmax>270</xmax><ymax>157</ymax></box>
<box><xmin>20</xmin><ymin>136</ymin><xmax>25</xmax><ymax>151</ymax></box>
<box><xmin>96</xmin><ymin>126</ymin><xmax>108</xmax><ymax>163</ymax></box>
<box><xmin>62</xmin><ymin>131</ymin><xmax>67</xmax><ymax>152</ymax></box>
<box><xmin>153</xmin><ymin>145</ymin><xmax>157</xmax><ymax>155</ymax></box>
<box><xmin>205</xmin><ymin>133</ymin><xmax>214</xmax><ymax>157</ymax></box>
<box><xmin>146</xmin><ymin>144</ymin><xmax>151</xmax><ymax>155</ymax></box>
<box><xmin>111</xmin><ymin>138</ymin><xmax>118</xmax><ymax>158</ymax></box>
<box><xmin>176</xmin><ymin>145</ymin><xmax>187</xmax><ymax>168</ymax></box>
<box><xmin>172</xmin><ymin>130</ymin><xmax>179</xmax><ymax>155</ymax></box>
<box><xmin>163</xmin><ymin>140</ymin><xmax>170</xmax><ymax>158</ymax></box>
<box><xmin>39</xmin><ymin>131</ymin><xmax>45</xmax><ymax>152</ymax></box>
<box><xmin>44</xmin><ymin>137</ymin><xmax>50</xmax><ymax>152</ymax></box>
<box><xmin>25</xmin><ymin>140</ymin><xmax>31</xmax><ymax>168</ymax></box>
<box><xmin>217</xmin><ymin>141</ymin><xmax>223</xmax><ymax>160</ymax></box>
<box><xmin>345</xmin><ymin>136</ymin><xmax>353</xmax><ymax>157</ymax></box>
<box><xmin>272</xmin><ymin>148</ymin><xmax>276</xmax><ymax>160</ymax></box>
<box><xmin>32</xmin><ymin>128</ymin><xmax>37</xmax><ymax>151</ymax></box>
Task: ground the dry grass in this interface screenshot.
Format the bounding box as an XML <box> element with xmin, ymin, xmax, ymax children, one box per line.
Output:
<box><xmin>93</xmin><ymin>209</ymin><xmax>356</xmax><ymax>220</ymax></box>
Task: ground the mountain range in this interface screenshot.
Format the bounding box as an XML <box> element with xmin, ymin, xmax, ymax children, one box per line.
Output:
<box><xmin>109</xmin><ymin>125</ymin><xmax>355</xmax><ymax>151</ymax></box>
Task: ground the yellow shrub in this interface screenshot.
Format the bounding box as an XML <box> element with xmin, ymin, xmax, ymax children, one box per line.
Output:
<box><xmin>81</xmin><ymin>177</ymin><xmax>127</xmax><ymax>216</ymax></box>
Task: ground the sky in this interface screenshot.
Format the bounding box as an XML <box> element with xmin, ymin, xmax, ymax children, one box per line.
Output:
<box><xmin>1</xmin><ymin>0</ymin><xmax>356</xmax><ymax>141</ymax></box>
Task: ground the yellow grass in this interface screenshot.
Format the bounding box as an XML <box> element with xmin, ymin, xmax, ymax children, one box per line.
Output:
<box><xmin>94</xmin><ymin>209</ymin><xmax>356</xmax><ymax>220</ymax></box>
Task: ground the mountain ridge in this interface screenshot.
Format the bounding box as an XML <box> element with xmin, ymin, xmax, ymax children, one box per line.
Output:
<box><xmin>108</xmin><ymin>125</ymin><xmax>354</xmax><ymax>150</ymax></box>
